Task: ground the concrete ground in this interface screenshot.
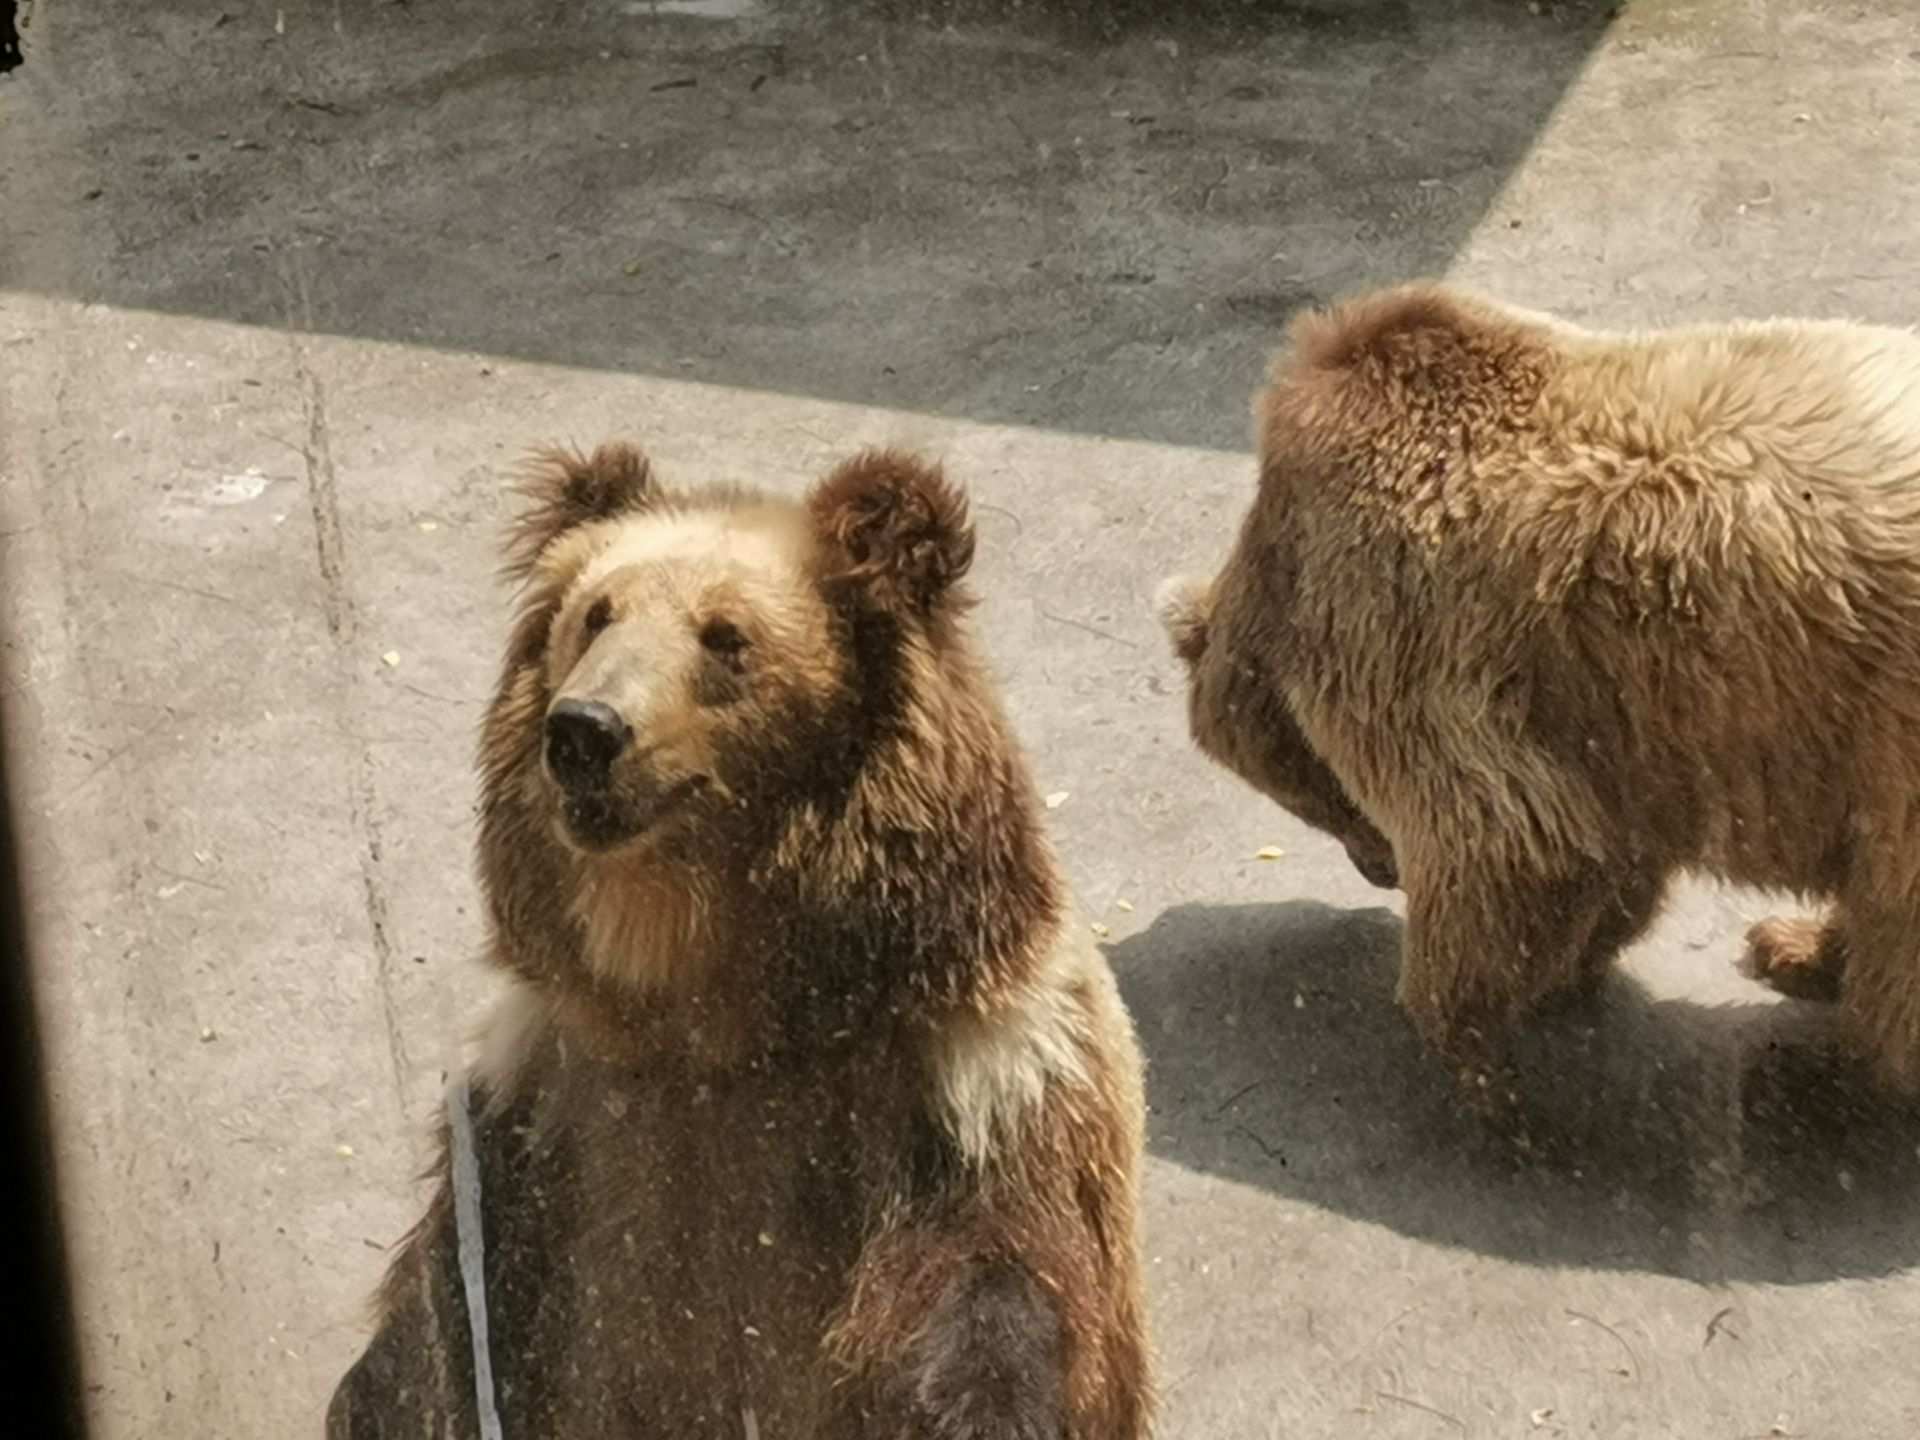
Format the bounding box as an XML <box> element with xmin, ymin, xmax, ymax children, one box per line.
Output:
<box><xmin>4</xmin><ymin>0</ymin><xmax>1920</xmax><ymax>1435</ymax></box>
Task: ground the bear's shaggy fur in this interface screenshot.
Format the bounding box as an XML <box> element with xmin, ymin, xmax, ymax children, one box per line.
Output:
<box><xmin>1155</xmin><ymin>580</ymin><xmax>1399</xmax><ymax>891</ymax></box>
<box><xmin>1160</xmin><ymin>282</ymin><xmax>1920</xmax><ymax>1090</ymax></box>
<box><xmin>328</xmin><ymin>446</ymin><xmax>1151</xmax><ymax>1439</ymax></box>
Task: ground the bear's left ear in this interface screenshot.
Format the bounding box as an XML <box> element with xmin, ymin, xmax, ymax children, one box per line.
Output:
<box><xmin>503</xmin><ymin>442</ymin><xmax>659</xmax><ymax>579</ymax></box>
<box><xmin>809</xmin><ymin>449</ymin><xmax>976</xmax><ymax>614</ymax></box>
<box><xmin>1154</xmin><ymin>575</ymin><xmax>1213</xmax><ymax>665</ymax></box>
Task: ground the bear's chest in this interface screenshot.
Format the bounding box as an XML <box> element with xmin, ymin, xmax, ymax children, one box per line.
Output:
<box><xmin>476</xmin><ymin>1046</ymin><xmax>925</xmax><ymax>1438</ymax></box>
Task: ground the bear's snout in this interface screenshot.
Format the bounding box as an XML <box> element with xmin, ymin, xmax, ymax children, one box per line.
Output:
<box><xmin>1347</xmin><ymin>839</ymin><xmax>1400</xmax><ymax>891</ymax></box>
<box><xmin>545</xmin><ymin>698</ymin><xmax>631</xmax><ymax>791</ymax></box>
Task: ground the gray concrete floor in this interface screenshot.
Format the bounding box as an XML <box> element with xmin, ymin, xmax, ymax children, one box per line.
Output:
<box><xmin>4</xmin><ymin>0</ymin><xmax>1919</xmax><ymax>1435</ymax></box>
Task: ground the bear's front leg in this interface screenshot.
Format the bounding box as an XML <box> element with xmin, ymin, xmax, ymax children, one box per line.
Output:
<box><xmin>894</xmin><ymin>1256</ymin><xmax>1066</xmax><ymax>1440</ymax></box>
<box><xmin>326</xmin><ymin>1197</ymin><xmax>473</xmax><ymax>1440</ymax></box>
<box><xmin>829</xmin><ymin>1229</ymin><xmax>1071</xmax><ymax>1440</ymax></box>
<box><xmin>1398</xmin><ymin>854</ymin><xmax>1623</xmax><ymax>1078</ymax></box>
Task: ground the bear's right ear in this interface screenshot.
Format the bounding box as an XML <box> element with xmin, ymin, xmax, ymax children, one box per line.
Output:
<box><xmin>503</xmin><ymin>443</ymin><xmax>658</xmax><ymax>579</ymax></box>
<box><xmin>1154</xmin><ymin>575</ymin><xmax>1213</xmax><ymax>666</ymax></box>
<box><xmin>808</xmin><ymin>448</ymin><xmax>975</xmax><ymax>616</ymax></box>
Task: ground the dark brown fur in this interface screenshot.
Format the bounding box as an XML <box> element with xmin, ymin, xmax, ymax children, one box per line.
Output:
<box><xmin>329</xmin><ymin>445</ymin><xmax>1151</xmax><ymax>1438</ymax></box>
<box><xmin>1160</xmin><ymin>282</ymin><xmax>1920</xmax><ymax>1091</ymax></box>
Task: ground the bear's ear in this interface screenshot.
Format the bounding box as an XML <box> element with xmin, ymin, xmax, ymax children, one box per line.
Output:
<box><xmin>504</xmin><ymin>442</ymin><xmax>658</xmax><ymax>579</ymax></box>
<box><xmin>809</xmin><ymin>449</ymin><xmax>975</xmax><ymax>614</ymax></box>
<box><xmin>1285</xmin><ymin>283</ymin><xmax>1476</xmax><ymax>377</ymax></box>
<box><xmin>1153</xmin><ymin>575</ymin><xmax>1213</xmax><ymax>665</ymax></box>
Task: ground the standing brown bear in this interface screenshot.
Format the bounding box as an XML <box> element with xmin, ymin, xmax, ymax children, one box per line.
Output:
<box><xmin>328</xmin><ymin>445</ymin><xmax>1151</xmax><ymax>1439</ymax></box>
<box><xmin>1158</xmin><ymin>282</ymin><xmax>1920</xmax><ymax>1091</ymax></box>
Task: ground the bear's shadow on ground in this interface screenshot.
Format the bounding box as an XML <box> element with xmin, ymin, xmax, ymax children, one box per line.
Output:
<box><xmin>1110</xmin><ymin>902</ymin><xmax>1920</xmax><ymax>1285</ymax></box>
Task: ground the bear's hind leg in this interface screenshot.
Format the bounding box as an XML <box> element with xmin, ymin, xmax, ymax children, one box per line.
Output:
<box><xmin>1828</xmin><ymin>887</ymin><xmax>1920</xmax><ymax>1093</ymax></box>
<box><xmin>1743</xmin><ymin>915</ymin><xmax>1848</xmax><ymax>1002</ymax></box>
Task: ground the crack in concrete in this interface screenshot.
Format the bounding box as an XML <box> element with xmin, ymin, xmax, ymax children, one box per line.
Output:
<box><xmin>289</xmin><ymin>316</ymin><xmax>411</xmax><ymax>1117</ymax></box>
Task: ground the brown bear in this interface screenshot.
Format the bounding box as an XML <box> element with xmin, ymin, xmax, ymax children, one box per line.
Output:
<box><xmin>1158</xmin><ymin>282</ymin><xmax>1920</xmax><ymax>1091</ymax></box>
<box><xmin>327</xmin><ymin>445</ymin><xmax>1151</xmax><ymax>1439</ymax></box>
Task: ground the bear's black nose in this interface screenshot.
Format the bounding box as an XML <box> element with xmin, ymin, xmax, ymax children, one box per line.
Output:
<box><xmin>545</xmin><ymin>699</ymin><xmax>631</xmax><ymax>791</ymax></box>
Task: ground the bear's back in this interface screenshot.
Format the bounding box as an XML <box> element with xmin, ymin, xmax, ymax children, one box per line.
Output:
<box><xmin>1494</xmin><ymin>318</ymin><xmax>1920</xmax><ymax>880</ymax></box>
<box><xmin>1545</xmin><ymin>317</ymin><xmax>1920</xmax><ymax>493</ymax></box>
<box><xmin>1264</xmin><ymin>297</ymin><xmax>1920</xmax><ymax>886</ymax></box>
<box><xmin>1468</xmin><ymin>314</ymin><xmax>1920</xmax><ymax>649</ymax></box>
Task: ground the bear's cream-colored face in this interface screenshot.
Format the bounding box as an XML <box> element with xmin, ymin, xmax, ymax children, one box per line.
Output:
<box><xmin>1156</xmin><ymin>573</ymin><xmax>1400</xmax><ymax>890</ymax></box>
<box><xmin>537</xmin><ymin>504</ymin><xmax>842</xmax><ymax>855</ymax></box>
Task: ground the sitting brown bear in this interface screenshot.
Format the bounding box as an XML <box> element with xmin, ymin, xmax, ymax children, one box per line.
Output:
<box><xmin>328</xmin><ymin>445</ymin><xmax>1151</xmax><ymax>1439</ymax></box>
<box><xmin>1159</xmin><ymin>282</ymin><xmax>1920</xmax><ymax>1090</ymax></box>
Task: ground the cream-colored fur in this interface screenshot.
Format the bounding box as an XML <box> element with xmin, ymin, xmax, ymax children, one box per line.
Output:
<box><xmin>930</xmin><ymin>917</ymin><xmax>1129</xmax><ymax>1167</ymax></box>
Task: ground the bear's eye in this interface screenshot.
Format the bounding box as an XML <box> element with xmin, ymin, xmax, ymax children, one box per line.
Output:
<box><xmin>699</xmin><ymin>618</ymin><xmax>749</xmax><ymax>660</ymax></box>
<box><xmin>582</xmin><ymin>597</ymin><xmax>614</xmax><ymax>640</ymax></box>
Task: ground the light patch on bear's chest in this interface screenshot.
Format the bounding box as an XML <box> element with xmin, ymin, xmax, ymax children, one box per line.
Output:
<box><xmin>929</xmin><ymin>920</ymin><xmax>1100</xmax><ymax>1166</ymax></box>
<box><xmin>471</xmin><ymin>977</ymin><xmax>554</xmax><ymax>1102</ymax></box>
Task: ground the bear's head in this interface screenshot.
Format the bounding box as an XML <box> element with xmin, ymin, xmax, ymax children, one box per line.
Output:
<box><xmin>1154</xmin><ymin>573</ymin><xmax>1399</xmax><ymax>890</ymax></box>
<box><xmin>497</xmin><ymin>444</ymin><xmax>975</xmax><ymax>858</ymax></box>
<box><xmin>479</xmin><ymin>442</ymin><xmax>1057</xmax><ymax>1017</ymax></box>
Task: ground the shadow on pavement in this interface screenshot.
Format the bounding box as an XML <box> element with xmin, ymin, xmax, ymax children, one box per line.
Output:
<box><xmin>1113</xmin><ymin>901</ymin><xmax>1920</xmax><ymax>1284</ymax></box>
<box><xmin>7</xmin><ymin>0</ymin><xmax>1619</xmax><ymax>450</ymax></box>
